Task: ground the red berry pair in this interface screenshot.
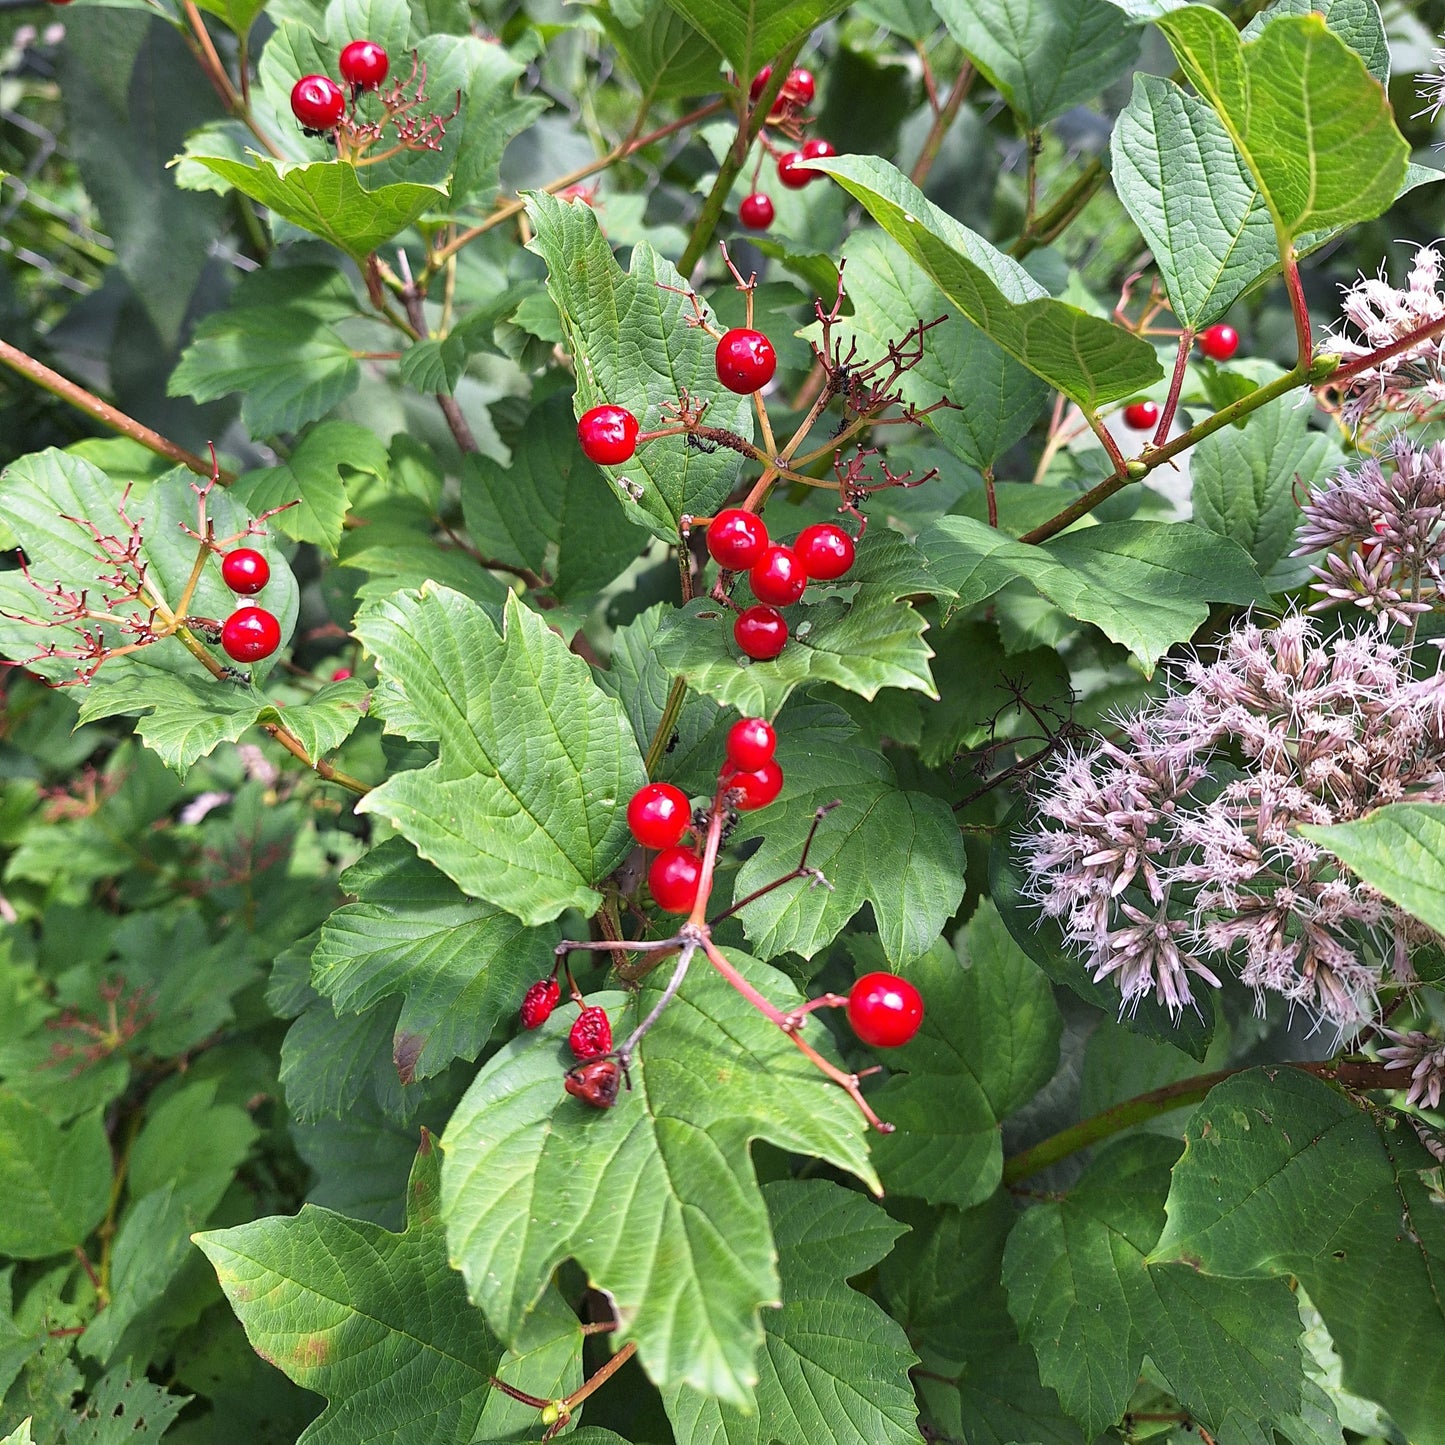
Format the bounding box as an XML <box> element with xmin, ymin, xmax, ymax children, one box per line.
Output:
<box><xmin>747</xmin><ymin>65</ymin><xmax>814</xmax><ymax>108</ymax></box>
<box><xmin>721</xmin><ymin>716</ymin><xmax>783</xmax><ymax>810</ymax></box>
<box><xmin>216</xmin><ymin>547</ymin><xmax>281</xmax><ymax>664</ymax></box>
<box><xmin>289</xmin><ymin>40</ymin><xmax>389</xmax><ymax>132</ymax></box>
<box><xmin>777</xmin><ymin>137</ymin><xmax>836</xmax><ymax>190</ymax></box>
<box><xmin>625</xmin><ymin>781</ymin><xmax>703</xmax><ymax>914</ymax></box>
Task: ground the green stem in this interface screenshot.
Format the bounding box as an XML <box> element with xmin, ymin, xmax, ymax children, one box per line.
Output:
<box><xmin>908</xmin><ymin>61</ymin><xmax>974</xmax><ymax>187</ymax></box>
<box><xmin>643</xmin><ymin>677</ymin><xmax>688</xmax><ymax>778</ymax></box>
<box><xmin>1010</xmin><ymin>157</ymin><xmax>1106</xmax><ymax>260</ymax></box>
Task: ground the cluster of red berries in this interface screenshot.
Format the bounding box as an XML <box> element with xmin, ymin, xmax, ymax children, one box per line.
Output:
<box><xmin>1123</xmin><ymin>324</ymin><xmax>1241</xmax><ymax>431</ymax></box>
<box><xmin>519</xmin><ymin>976</ymin><xmax>624</xmax><ymax>1108</ymax></box>
<box><xmin>708</xmin><ymin>510</ymin><xmax>855</xmax><ymax>660</ymax></box>
<box><xmin>289</xmin><ymin>41</ymin><xmax>390</xmax><ymax>133</ymax></box>
<box><xmin>737</xmin><ymin>65</ymin><xmax>836</xmax><ymax>232</ymax></box>
<box><xmin>216</xmin><ymin>549</ymin><xmax>281</xmax><ymax>664</ymax></box>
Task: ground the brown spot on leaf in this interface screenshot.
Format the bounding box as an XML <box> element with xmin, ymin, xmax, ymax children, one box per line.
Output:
<box><xmin>290</xmin><ymin>1334</ymin><xmax>331</xmax><ymax>1369</ymax></box>
<box><xmin>393</xmin><ymin>1031</ymin><xmax>425</xmax><ymax>1084</ymax></box>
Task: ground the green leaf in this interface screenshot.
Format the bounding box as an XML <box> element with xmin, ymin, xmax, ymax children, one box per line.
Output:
<box><xmin>602</xmin><ymin>0</ymin><xmax>725</xmax><ymax>103</ymax></box>
<box><xmin>188</xmin><ymin>154</ymin><xmax>444</xmax><ymax>265</ymax></box>
<box><xmin>279</xmin><ymin>997</ymin><xmax>410</xmax><ymax>1124</ymax></box>
<box><xmin>653</xmin><ymin>533</ymin><xmax>949</xmax><ymax>717</ymax></box>
<box><xmin>729</xmin><ymin>738</ymin><xmax>965</xmax><ymax>968</ymax></box>
<box><xmin>808</xmin><ymin>154</ymin><xmax>1162</xmax><ymax>409</ymax></box>
<box><xmin>440</xmin><ymin>956</ymin><xmax>879</xmax><ymax>1405</ymax></box>
<box><xmin>0</xmin><ymin>1092</ymin><xmax>111</xmax><ymax>1259</ymax></box>
<box><xmin>259</xmin><ymin>678</ymin><xmax>370</xmax><ymax>761</ymax></box>
<box><xmin>1190</xmin><ymin>395</ymin><xmax>1342</xmax><ymax>579</ymax></box>
<box><xmin>462</xmin><ymin>392</ymin><xmax>644</xmax><ymax>604</ymax></box>
<box><xmin>194</xmin><ymin>0</ymin><xmax>269</xmax><ymax>35</ymax></box>
<box><xmin>869</xmin><ymin>904</ymin><xmax>1060</xmax><ymax>1206</ymax></box>
<box><xmin>76</xmin><ymin>676</ymin><xmax>265</xmax><ymax>776</ymax></box>
<box><xmin>198</xmin><ymin>1136</ymin><xmax>579</xmax><ymax>1445</ymax></box>
<box><xmin>659</xmin><ymin>0</ymin><xmax>851</xmax><ymax>77</ymax></box>
<box><xmin>168</xmin><ymin>266</ymin><xmax>361</xmax><ymax>436</ymax></box>
<box><xmin>661</xmin><ymin>1180</ymin><xmax>920</xmax><ymax>1445</ymax></box>
<box><xmin>526</xmin><ymin>190</ymin><xmax>754</xmax><ymax>540</ymax></box>
<box><xmin>1299</xmin><ymin>803</ymin><xmax>1445</xmax><ymax>936</ymax></box>
<box><xmin>1156</xmin><ymin>8</ymin><xmax>1408</xmax><ymax>241</ymax></box>
<box><xmin>1150</xmin><ymin>1068</ymin><xmax>1445</xmax><ymax>1445</ymax></box>
<box><xmin>310</xmin><ymin>838</ymin><xmax>561</xmax><ymax>1081</ymax></box>
<box><xmin>832</xmin><ymin>232</ymin><xmax>1049</xmax><ymax>472</ymax></box>
<box><xmin>932</xmin><ymin>0</ymin><xmax>1143</xmax><ymax>127</ymax></box>
<box><xmin>355</xmin><ymin>588</ymin><xmax>645</xmax><ymax>924</ymax></box>
<box><xmin>128</xmin><ymin>1077</ymin><xmax>259</xmax><ymax>1207</ymax></box>
<box><xmin>65</xmin><ymin>1366</ymin><xmax>188</xmax><ymax>1445</ymax></box>
<box><xmin>1005</xmin><ymin>1134</ymin><xmax>1306</xmax><ymax>1438</ymax></box>
<box><xmin>1239</xmin><ymin>0</ymin><xmax>1389</xmax><ymax>86</ymax></box>
<box><xmin>0</xmin><ymin>1423</ymin><xmax>32</xmax><ymax>1445</ymax></box>
<box><xmin>922</xmin><ymin>516</ymin><xmax>1268</xmax><ymax>672</ymax></box>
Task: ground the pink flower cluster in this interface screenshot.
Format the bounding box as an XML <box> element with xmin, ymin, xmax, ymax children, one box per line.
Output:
<box><xmin>1019</xmin><ymin>616</ymin><xmax>1445</xmax><ymax>1028</ymax></box>
<box><xmin>1379</xmin><ymin>1027</ymin><xmax>1445</xmax><ymax>1112</ymax></box>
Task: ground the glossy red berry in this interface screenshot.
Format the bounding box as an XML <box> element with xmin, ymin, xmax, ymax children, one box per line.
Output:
<box><xmin>781</xmin><ymin>67</ymin><xmax>815</xmax><ymax>106</ymax></box>
<box><xmin>748</xmin><ymin>65</ymin><xmax>772</xmax><ymax>100</ymax></box>
<box><xmin>220</xmin><ymin>547</ymin><xmax>270</xmax><ymax>595</ymax></box>
<box><xmin>716</xmin><ymin>328</ymin><xmax>777</xmax><ymax>394</ymax></box>
<box><xmin>569</xmin><ymin>1005</ymin><xmax>613</xmax><ymax>1060</ymax></box>
<box><xmin>649</xmin><ymin>846</ymin><xmax>703</xmax><ymax>914</ymax></box>
<box><xmin>734</xmin><ymin>605</ymin><xmax>788</xmax><ymax>660</ymax></box>
<box><xmin>728</xmin><ymin>759</ymin><xmax>783</xmax><ymax>811</ymax></box>
<box><xmin>331</xmin><ymin>667</ymin><xmax>353</xmax><ymax>681</ymax></box>
<box><xmin>565</xmin><ymin>1058</ymin><xmax>622</xmax><ymax>1108</ymax></box>
<box><xmin>1198</xmin><ymin>323</ymin><xmax>1240</xmax><ymax>361</ymax></box>
<box><xmin>338</xmin><ymin>40</ymin><xmax>388</xmax><ymax>89</ymax></box>
<box><xmin>739</xmin><ymin>192</ymin><xmax>775</xmax><ymax>230</ymax></box>
<box><xmin>577</xmin><ymin>404</ymin><xmax>639</xmax><ymax>465</ymax></box>
<box><xmin>1122</xmin><ymin>401</ymin><xmax>1159</xmax><ymax>431</ymax></box>
<box><xmin>290</xmin><ymin>75</ymin><xmax>346</xmax><ymax>131</ymax></box>
<box><xmin>777</xmin><ymin>151</ymin><xmax>811</xmax><ymax>189</ymax></box>
<box><xmin>627</xmin><ymin>781</ymin><xmax>691</xmax><ymax>850</ymax></box>
<box><xmin>794</xmin><ymin>523</ymin><xmax>854</xmax><ymax>580</ymax></box>
<box><xmin>725</xmin><ymin>716</ymin><xmax>776</xmax><ymax>772</ymax></box>
<box><xmin>801</xmin><ymin>137</ymin><xmax>836</xmax><ymax>164</ymax></box>
<box><xmin>847</xmin><ymin>972</ymin><xmax>924</xmax><ymax>1048</ymax></box>
<box><xmin>749</xmin><ymin>544</ymin><xmax>807</xmax><ymax>606</ymax></box>
<box><xmin>707</xmin><ymin>508</ymin><xmax>769</xmax><ymax>570</ymax></box>
<box><xmin>220</xmin><ymin>606</ymin><xmax>281</xmax><ymax>664</ymax></box>
<box><xmin>520</xmin><ymin>977</ymin><xmax>561</xmax><ymax>1029</ymax></box>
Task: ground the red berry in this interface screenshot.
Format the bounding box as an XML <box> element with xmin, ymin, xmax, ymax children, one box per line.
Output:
<box><xmin>290</xmin><ymin>75</ymin><xmax>346</xmax><ymax>131</ymax></box>
<box><xmin>220</xmin><ymin>547</ymin><xmax>270</xmax><ymax>595</ymax></box>
<box><xmin>777</xmin><ymin>151</ymin><xmax>811</xmax><ymax>189</ymax></box>
<box><xmin>739</xmin><ymin>192</ymin><xmax>775</xmax><ymax>230</ymax></box>
<box><xmin>707</xmin><ymin>508</ymin><xmax>769</xmax><ymax>570</ymax></box>
<box><xmin>800</xmin><ymin>137</ymin><xmax>836</xmax><ymax>164</ymax></box>
<box><xmin>520</xmin><ymin>977</ymin><xmax>561</xmax><ymax>1029</ymax></box>
<box><xmin>220</xmin><ymin>606</ymin><xmax>281</xmax><ymax>664</ymax></box>
<box><xmin>565</xmin><ymin>1058</ymin><xmax>622</xmax><ymax>1108</ymax></box>
<box><xmin>748</xmin><ymin>64</ymin><xmax>772</xmax><ymax>101</ymax></box>
<box><xmin>749</xmin><ymin>544</ymin><xmax>807</xmax><ymax>606</ymax></box>
<box><xmin>649</xmin><ymin>846</ymin><xmax>703</xmax><ymax>914</ymax></box>
<box><xmin>1122</xmin><ymin>401</ymin><xmax>1159</xmax><ymax>431</ymax></box>
<box><xmin>794</xmin><ymin>523</ymin><xmax>854</xmax><ymax>580</ymax></box>
<box><xmin>568</xmin><ymin>1005</ymin><xmax>613</xmax><ymax>1060</ymax></box>
<box><xmin>338</xmin><ymin>40</ymin><xmax>388</xmax><ymax>89</ymax></box>
<box><xmin>627</xmin><ymin>781</ymin><xmax>691</xmax><ymax>850</ymax></box>
<box><xmin>1199</xmin><ymin>323</ymin><xmax>1240</xmax><ymax>361</ymax></box>
<box><xmin>847</xmin><ymin>972</ymin><xmax>924</xmax><ymax>1048</ymax></box>
<box><xmin>728</xmin><ymin>759</ymin><xmax>783</xmax><ymax>811</ymax></box>
<box><xmin>331</xmin><ymin>667</ymin><xmax>352</xmax><ymax>681</ymax></box>
<box><xmin>577</xmin><ymin>404</ymin><xmax>639</xmax><ymax>465</ymax></box>
<box><xmin>734</xmin><ymin>605</ymin><xmax>788</xmax><ymax>660</ymax></box>
<box><xmin>716</xmin><ymin>328</ymin><xmax>777</xmax><ymax>394</ymax></box>
<box><xmin>725</xmin><ymin>716</ymin><xmax>776</xmax><ymax>772</ymax></box>
<box><xmin>781</xmin><ymin>67</ymin><xmax>815</xmax><ymax>106</ymax></box>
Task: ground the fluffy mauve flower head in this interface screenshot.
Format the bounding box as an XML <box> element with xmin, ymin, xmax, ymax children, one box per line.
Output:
<box><xmin>1378</xmin><ymin>1027</ymin><xmax>1445</xmax><ymax>1111</ymax></box>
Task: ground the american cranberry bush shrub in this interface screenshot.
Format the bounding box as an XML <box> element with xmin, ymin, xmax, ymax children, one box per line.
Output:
<box><xmin>2</xmin><ymin>0</ymin><xmax>1445</xmax><ymax>1439</ymax></box>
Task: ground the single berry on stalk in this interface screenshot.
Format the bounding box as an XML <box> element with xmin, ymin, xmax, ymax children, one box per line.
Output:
<box><xmin>221</xmin><ymin>606</ymin><xmax>282</xmax><ymax>664</ymax></box>
<box><xmin>1199</xmin><ymin>323</ymin><xmax>1240</xmax><ymax>361</ymax></box>
<box><xmin>569</xmin><ymin>1006</ymin><xmax>613</xmax><ymax>1060</ymax></box>
<box><xmin>726</xmin><ymin>716</ymin><xmax>776</xmax><ymax>772</ymax></box>
<box><xmin>776</xmin><ymin>151</ymin><xmax>811</xmax><ymax>189</ymax></box>
<box><xmin>748</xmin><ymin>65</ymin><xmax>772</xmax><ymax>100</ymax></box>
<box><xmin>1123</xmin><ymin>401</ymin><xmax>1159</xmax><ymax>431</ymax></box>
<box><xmin>290</xmin><ymin>75</ymin><xmax>346</xmax><ymax>131</ymax></box>
<box><xmin>338</xmin><ymin>40</ymin><xmax>389</xmax><ymax>89</ymax></box>
<box><xmin>716</xmin><ymin>328</ymin><xmax>777</xmax><ymax>394</ymax></box>
<box><xmin>739</xmin><ymin>193</ymin><xmax>775</xmax><ymax>230</ymax></box>
<box><xmin>220</xmin><ymin>548</ymin><xmax>270</xmax><ymax>595</ymax></box>
<box><xmin>649</xmin><ymin>846</ymin><xmax>703</xmax><ymax>914</ymax></box>
<box><xmin>728</xmin><ymin>759</ymin><xmax>783</xmax><ymax>811</ymax></box>
<box><xmin>565</xmin><ymin>1058</ymin><xmax>622</xmax><ymax>1109</ymax></box>
<box><xmin>749</xmin><ymin>544</ymin><xmax>807</xmax><ymax>606</ymax></box>
<box><xmin>627</xmin><ymin>781</ymin><xmax>690</xmax><ymax>850</ymax></box>
<box><xmin>794</xmin><ymin>523</ymin><xmax>854</xmax><ymax>580</ymax></box>
<box><xmin>520</xmin><ymin>978</ymin><xmax>561</xmax><ymax>1029</ymax></box>
<box><xmin>801</xmin><ymin>137</ymin><xmax>836</xmax><ymax>163</ymax></box>
<box><xmin>847</xmin><ymin>972</ymin><xmax>924</xmax><ymax>1048</ymax></box>
<box><xmin>707</xmin><ymin>508</ymin><xmax>768</xmax><ymax>570</ymax></box>
<box><xmin>734</xmin><ymin>604</ymin><xmax>788</xmax><ymax>660</ymax></box>
<box><xmin>781</xmin><ymin>67</ymin><xmax>815</xmax><ymax>106</ymax></box>
<box><xmin>577</xmin><ymin>404</ymin><xmax>639</xmax><ymax>465</ymax></box>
